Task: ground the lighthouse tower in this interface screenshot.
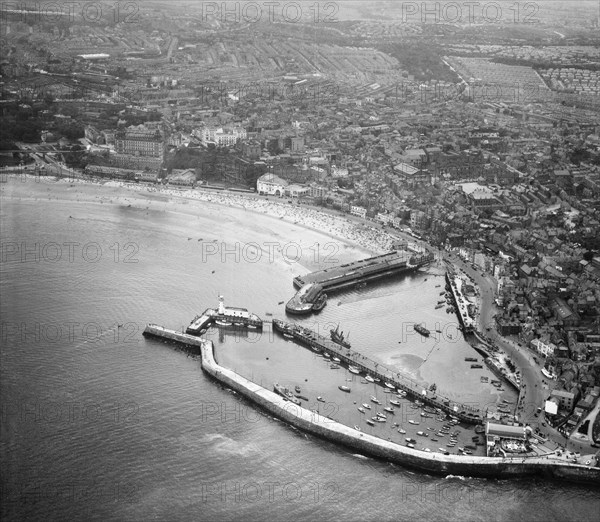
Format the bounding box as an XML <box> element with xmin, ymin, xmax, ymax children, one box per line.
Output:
<box><xmin>218</xmin><ymin>296</ymin><xmax>225</xmax><ymax>315</ymax></box>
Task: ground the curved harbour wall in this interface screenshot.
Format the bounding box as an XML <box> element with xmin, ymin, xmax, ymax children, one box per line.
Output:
<box><xmin>200</xmin><ymin>340</ymin><xmax>600</xmax><ymax>485</ymax></box>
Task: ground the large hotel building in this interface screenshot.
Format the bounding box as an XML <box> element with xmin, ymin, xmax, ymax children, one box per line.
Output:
<box><xmin>114</xmin><ymin>124</ymin><xmax>166</xmax><ymax>171</ymax></box>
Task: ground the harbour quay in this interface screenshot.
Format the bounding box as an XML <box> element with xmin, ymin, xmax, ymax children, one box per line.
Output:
<box><xmin>272</xmin><ymin>319</ymin><xmax>483</xmax><ymax>424</ymax></box>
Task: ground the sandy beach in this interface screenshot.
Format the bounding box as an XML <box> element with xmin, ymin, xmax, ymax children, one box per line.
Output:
<box><xmin>1</xmin><ymin>175</ymin><xmax>398</xmax><ymax>255</ymax></box>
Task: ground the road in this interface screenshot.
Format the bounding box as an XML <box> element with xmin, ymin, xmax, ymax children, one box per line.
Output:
<box><xmin>443</xmin><ymin>250</ymin><xmax>594</xmax><ymax>455</ymax></box>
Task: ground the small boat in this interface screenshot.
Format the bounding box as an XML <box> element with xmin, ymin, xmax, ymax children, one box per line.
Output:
<box><xmin>383</xmin><ymin>389</ymin><xmax>391</xmax><ymax>394</ymax></box>
<box><xmin>439</xmin><ymin>448</ymin><xmax>446</xmax><ymax>453</ymax></box>
<box><xmin>470</xmin><ymin>364</ymin><xmax>483</xmax><ymax>369</ymax></box>
<box><xmin>390</xmin><ymin>399</ymin><xmax>401</xmax><ymax>407</ymax></box>
<box><xmin>372</xmin><ymin>416</ymin><xmax>386</xmax><ymax>423</ymax></box>
<box><xmin>384</xmin><ymin>382</ymin><xmax>395</xmax><ymax>389</ymax></box>
<box><xmin>348</xmin><ymin>366</ymin><xmax>361</xmax><ymax>375</ymax></box>
<box><xmin>354</xmin><ymin>425</ymin><xmax>361</xmax><ymax>431</ymax></box>
<box><xmin>283</xmin><ymin>333</ymin><xmax>293</xmax><ymax>339</ymax></box>
<box><xmin>332</xmin><ymin>357</ymin><xmax>340</xmax><ymax>362</ymax></box>
<box><xmin>408</xmin><ymin>420</ymin><xmax>419</xmax><ymax>425</ymax></box>
<box><xmin>317</xmin><ymin>397</ymin><xmax>325</xmax><ymax>402</ymax></box>
<box><xmin>295</xmin><ymin>386</ymin><xmax>301</xmax><ymax>393</ymax></box>
<box><xmin>323</xmin><ymin>353</ymin><xmax>331</xmax><ymax>359</ymax></box>
<box><xmin>215</xmin><ymin>320</ymin><xmax>232</xmax><ymax>326</ymax></box>
<box><xmin>376</xmin><ymin>412</ymin><xmax>387</xmax><ymax>420</ymax></box>
<box><xmin>366</xmin><ymin>420</ymin><xmax>375</xmax><ymax>426</ymax></box>
<box><xmin>398</xmin><ymin>428</ymin><xmax>406</xmax><ymax>434</ymax></box>
<box><xmin>431</xmin><ymin>438</ymin><xmax>438</xmax><ymax>442</ymax></box>
<box><xmin>338</xmin><ymin>385</ymin><xmax>351</xmax><ymax>393</ymax></box>
<box><xmin>296</xmin><ymin>395</ymin><xmax>309</xmax><ymax>401</ymax></box>
<box><xmin>420</xmin><ymin>412</ymin><xmax>432</xmax><ymax>418</ymax></box>
<box><xmin>278</xmin><ymin>301</ymin><xmax>284</xmax><ymax>305</ymax></box>
<box><xmin>417</xmin><ymin>431</ymin><xmax>428</xmax><ymax>437</ymax></box>
<box><xmin>358</xmin><ymin>407</ymin><xmax>365</xmax><ymax>413</ymax></box>
<box><xmin>330</xmin><ymin>364</ymin><xmax>340</xmax><ymax>369</ymax></box>
<box><xmin>405</xmin><ymin>438</ymin><xmax>416</xmax><ymax>444</ymax></box>
<box><xmin>384</xmin><ymin>407</ymin><xmax>394</xmax><ymax>414</ymax></box>
<box><xmin>407</xmin><ymin>443</ymin><xmax>415</xmax><ymax>448</ymax></box>
<box><xmin>370</xmin><ymin>396</ymin><xmax>381</xmax><ymax>404</ymax></box>
<box><xmin>362</xmin><ymin>403</ymin><xmax>372</xmax><ymax>410</ymax></box>
<box><xmin>365</xmin><ymin>375</ymin><xmax>375</xmax><ymax>383</ymax></box>
<box><xmin>373</xmin><ymin>377</ymin><xmax>381</xmax><ymax>383</ymax></box>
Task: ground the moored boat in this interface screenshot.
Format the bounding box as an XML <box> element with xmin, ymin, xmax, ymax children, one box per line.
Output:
<box><xmin>338</xmin><ymin>385</ymin><xmax>351</xmax><ymax>393</ymax></box>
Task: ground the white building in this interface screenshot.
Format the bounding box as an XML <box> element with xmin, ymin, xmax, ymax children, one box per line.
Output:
<box><xmin>530</xmin><ymin>338</ymin><xmax>556</xmax><ymax>358</ymax></box>
<box><xmin>197</xmin><ymin>127</ymin><xmax>247</xmax><ymax>147</ymax></box>
<box><xmin>351</xmin><ymin>205</ymin><xmax>367</xmax><ymax>219</ymax></box>
<box><xmin>257</xmin><ymin>173</ymin><xmax>288</xmax><ymax>196</ymax></box>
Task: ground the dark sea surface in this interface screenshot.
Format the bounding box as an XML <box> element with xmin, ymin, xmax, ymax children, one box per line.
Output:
<box><xmin>1</xmin><ymin>183</ymin><xmax>598</xmax><ymax>521</ymax></box>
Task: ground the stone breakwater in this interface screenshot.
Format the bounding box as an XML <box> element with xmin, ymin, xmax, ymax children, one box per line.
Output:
<box><xmin>200</xmin><ymin>339</ymin><xmax>600</xmax><ymax>485</ymax></box>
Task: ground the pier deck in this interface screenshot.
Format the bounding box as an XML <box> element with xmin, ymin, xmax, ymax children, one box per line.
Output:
<box><xmin>293</xmin><ymin>251</ymin><xmax>433</xmax><ymax>291</ymax></box>
<box><xmin>273</xmin><ymin>319</ymin><xmax>482</xmax><ymax>424</ymax></box>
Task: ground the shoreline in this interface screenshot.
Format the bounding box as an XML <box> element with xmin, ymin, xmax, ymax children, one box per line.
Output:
<box><xmin>0</xmin><ymin>175</ymin><xmax>391</xmax><ymax>257</ymax></box>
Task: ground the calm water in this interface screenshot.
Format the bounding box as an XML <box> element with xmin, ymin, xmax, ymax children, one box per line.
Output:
<box><xmin>1</xmin><ymin>181</ymin><xmax>598</xmax><ymax>521</ymax></box>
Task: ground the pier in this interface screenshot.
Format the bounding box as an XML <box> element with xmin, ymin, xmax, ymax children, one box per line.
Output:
<box><xmin>293</xmin><ymin>251</ymin><xmax>433</xmax><ymax>292</ymax></box>
<box><xmin>143</xmin><ymin>324</ymin><xmax>205</xmax><ymax>354</ymax></box>
<box><xmin>445</xmin><ymin>265</ymin><xmax>475</xmax><ymax>333</ymax></box>
<box><xmin>186</xmin><ymin>296</ymin><xmax>263</xmax><ymax>335</ymax></box>
<box><xmin>273</xmin><ymin>319</ymin><xmax>483</xmax><ymax>424</ymax></box>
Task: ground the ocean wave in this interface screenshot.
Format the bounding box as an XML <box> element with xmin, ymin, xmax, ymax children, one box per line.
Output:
<box><xmin>445</xmin><ymin>474</ymin><xmax>468</xmax><ymax>481</ymax></box>
<box><xmin>202</xmin><ymin>433</ymin><xmax>256</xmax><ymax>457</ymax></box>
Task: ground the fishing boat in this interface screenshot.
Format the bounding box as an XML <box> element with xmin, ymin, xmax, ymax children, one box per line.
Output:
<box><xmin>330</xmin><ymin>325</ymin><xmax>351</xmax><ymax>349</ymax></box>
<box><xmin>338</xmin><ymin>385</ymin><xmax>351</xmax><ymax>393</ymax></box>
